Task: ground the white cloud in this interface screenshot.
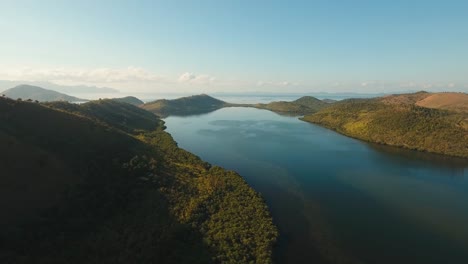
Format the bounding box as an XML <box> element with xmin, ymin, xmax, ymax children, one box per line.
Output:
<box><xmin>178</xmin><ymin>72</ymin><xmax>216</xmax><ymax>85</ymax></box>
<box><xmin>0</xmin><ymin>66</ymin><xmax>164</xmax><ymax>84</ymax></box>
<box><xmin>2</xmin><ymin>65</ymin><xmax>463</xmax><ymax>93</ymax></box>
<box><xmin>256</xmin><ymin>80</ymin><xmax>297</xmax><ymax>87</ymax></box>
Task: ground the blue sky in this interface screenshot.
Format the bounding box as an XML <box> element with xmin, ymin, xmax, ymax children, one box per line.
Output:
<box><xmin>0</xmin><ymin>0</ymin><xmax>467</xmax><ymax>93</ymax></box>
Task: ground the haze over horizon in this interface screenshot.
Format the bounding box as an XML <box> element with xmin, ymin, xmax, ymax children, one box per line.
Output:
<box><xmin>1</xmin><ymin>0</ymin><xmax>467</xmax><ymax>94</ymax></box>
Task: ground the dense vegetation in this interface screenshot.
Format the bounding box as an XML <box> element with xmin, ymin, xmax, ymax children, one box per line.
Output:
<box><xmin>302</xmin><ymin>94</ymin><xmax>468</xmax><ymax>158</ymax></box>
<box><xmin>45</xmin><ymin>99</ymin><xmax>161</xmax><ymax>133</ymax></box>
<box><xmin>142</xmin><ymin>94</ymin><xmax>227</xmax><ymax>117</ymax></box>
<box><xmin>2</xmin><ymin>84</ymin><xmax>86</xmax><ymax>102</ymax></box>
<box><xmin>0</xmin><ymin>96</ymin><xmax>277</xmax><ymax>263</ymax></box>
<box><xmin>254</xmin><ymin>96</ymin><xmax>331</xmax><ymax>115</ymax></box>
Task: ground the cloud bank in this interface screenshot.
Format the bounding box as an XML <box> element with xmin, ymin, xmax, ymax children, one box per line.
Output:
<box><xmin>0</xmin><ymin>65</ymin><xmax>465</xmax><ymax>93</ymax></box>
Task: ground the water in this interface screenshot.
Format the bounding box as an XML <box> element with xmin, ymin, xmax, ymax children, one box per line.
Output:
<box><xmin>67</xmin><ymin>92</ymin><xmax>381</xmax><ymax>104</ymax></box>
<box><xmin>164</xmin><ymin>107</ymin><xmax>468</xmax><ymax>264</ymax></box>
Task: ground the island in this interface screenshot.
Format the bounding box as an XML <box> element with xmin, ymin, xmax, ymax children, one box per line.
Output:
<box><xmin>142</xmin><ymin>94</ymin><xmax>333</xmax><ymax>117</ymax></box>
<box><xmin>110</xmin><ymin>95</ymin><xmax>144</xmax><ymax>106</ymax></box>
<box><xmin>254</xmin><ymin>95</ymin><xmax>332</xmax><ymax>115</ymax></box>
<box><xmin>142</xmin><ymin>94</ymin><xmax>229</xmax><ymax>117</ymax></box>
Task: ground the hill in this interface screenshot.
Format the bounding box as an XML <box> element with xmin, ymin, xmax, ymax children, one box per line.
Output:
<box><xmin>111</xmin><ymin>96</ymin><xmax>144</xmax><ymax>106</ymax></box>
<box><xmin>1</xmin><ymin>84</ymin><xmax>86</xmax><ymax>102</ymax></box>
<box><xmin>254</xmin><ymin>96</ymin><xmax>331</xmax><ymax>115</ymax></box>
<box><xmin>0</xmin><ymin>80</ymin><xmax>119</xmax><ymax>94</ymax></box>
<box><xmin>142</xmin><ymin>94</ymin><xmax>227</xmax><ymax>117</ymax></box>
<box><xmin>45</xmin><ymin>99</ymin><xmax>160</xmax><ymax>133</ymax></box>
<box><xmin>0</xmin><ymin>96</ymin><xmax>277</xmax><ymax>263</ymax></box>
<box><xmin>414</xmin><ymin>92</ymin><xmax>468</xmax><ymax>112</ymax></box>
<box><xmin>302</xmin><ymin>92</ymin><xmax>468</xmax><ymax>158</ymax></box>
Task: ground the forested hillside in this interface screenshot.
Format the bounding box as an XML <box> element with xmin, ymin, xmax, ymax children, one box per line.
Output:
<box><xmin>254</xmin><ymin>96</ymin><xmax>330</xmax><ymax>115</ymax></box>
<box><xmin>302</xmin><ymin>93</ymin><xmax>468</xmax><ymax>158</ymax></box>
<box><xmin>111</xmin><ymin>96</ymin><xmax>144</xmax><ymax>106</ymax></box>
<box><xmin>0</xmin><ymin>96</ymin><xmax>277</xmax><ymax>263</ymax></box>
<box><xmin>142</xmin><ymin>94</ymin><xmax>227</xmax><ymax>117</ymax></box>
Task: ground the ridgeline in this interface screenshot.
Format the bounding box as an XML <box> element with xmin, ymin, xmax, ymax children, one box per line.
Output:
<box><xmin>2</xmin><ymin>84</ymin><xmax>86</xmax><ymax>102</ymax></box>
<box><xmin>254</xmin><ymin>96</ymin><xmax>331</xmax><ymax>115</ymax></box>
<box><xmin>142</xmin><ymin>94</ymin><xmax>228</xmax><ymax>117</ymax></box>
<box><xmin>142</xmin><ymin>94</ymin><xmax>332</xmax><ymax>117</ymax></box>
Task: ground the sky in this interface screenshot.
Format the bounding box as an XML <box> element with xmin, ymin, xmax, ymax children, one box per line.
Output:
<box><xmin>0</xmin><ymin>0</ymin><xmax>467</xmax><ymax>93</ymax></box>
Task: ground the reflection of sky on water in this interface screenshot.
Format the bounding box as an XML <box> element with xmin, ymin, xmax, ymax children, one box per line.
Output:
<box><xmin>165</xmin><ymin>107</ymin><xmax>468</xmax><ymax>264</ymax></box>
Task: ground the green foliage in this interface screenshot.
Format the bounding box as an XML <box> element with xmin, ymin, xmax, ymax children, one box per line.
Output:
<box><xmin>255</xmin><ymin>96</ymin><xmax>330</xmax><ymax>115</ymax></box>
<box><xmin>142</xmin><ymin>94</ymin><xmax>227</xmax><ymax>117</ymax></box>
<box><xmin>0</xmin><ymin>98</ymin><xmax>277</xmax><ymax>263</ymax></box>
<box><xmin>45</xmin><ymin>99</ymin><xmax>162</xmax><ymax>133</ymax></box>
<box><xmin>139</xmin><ymin>130</ymin><xmax>278</xmax><ymax>263</ymax></box>
<box><xmin>302</xmin><ymin>98</ymin><xmax>468</xmax><ymax>158</ymax></box>
<box><xmin>110</xmin><ymin>96</ymin><xmax>144</xmax><ymax>106</ymax></box>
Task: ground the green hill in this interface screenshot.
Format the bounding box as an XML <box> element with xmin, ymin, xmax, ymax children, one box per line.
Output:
<box><xmin>0</xmin><ymin>96</ymin><xmax>277</xmax><ymax>263</ymax></box>
<box><xmin>111</xmin><ymin>96</ymin><xmax>144</xmax><ymax>106</ymax></box>
<box><xmin>302</xmin><ymin>92</ymin><xmax>468</xmax><ymax>158</ymax></box>
<box><xmin>255</xmin><ymin>96</ymin><xmax>331</xmax><ymax>115</ymax></box>
<box><xmin>45</xmin><ymin>99</ymin><xmax>160</xmax><ymax>133</ymax></box>
<box><xmin>2</xmin><ymin>84</ymin><xmax>86</xmax><ymax>102</ymax></box>
<box><xmin>142</xmin><ymin>94</ymin><xmax>227</xmax><ymax>117</ymax></box>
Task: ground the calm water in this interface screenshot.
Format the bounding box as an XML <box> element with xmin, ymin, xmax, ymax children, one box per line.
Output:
<box><xmin>68</xmin><ymin>92</ymin><xmax>379</xmax><ymax>104</ymax></box>
<box><xmin>164</xmin><ymin>107</ymin><xmax>468</xmax><ymax>264</ymax></box>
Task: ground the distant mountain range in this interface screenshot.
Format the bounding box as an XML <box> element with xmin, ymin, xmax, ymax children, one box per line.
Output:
<box><xmin>142</xmin><ymin>94</ymin><xmax>334</xmax><ymax>117</ymax></box>
<box><xmin>2</xmin><ymin>85</ymin><xmax>87</xmax><ymax>102</ymax></box>
<box><xmin>1</xmin><ymin>85</ymin><xmax>146</xmax><ymax>106</ymax></box>
<box><xmin>0</xmin><ymin>80</ymin><xmax>119</xmax><ymax>94</ymax></box>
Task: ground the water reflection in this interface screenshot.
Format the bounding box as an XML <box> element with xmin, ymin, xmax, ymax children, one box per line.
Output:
<box><xmin>164</xmin><ymin>107</ymin><xmax>468</xmax><ymax>264</ymax></box>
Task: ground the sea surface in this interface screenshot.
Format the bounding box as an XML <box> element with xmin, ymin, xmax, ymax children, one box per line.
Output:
<box><xmin>164</xmin><ymin>107</ymin><xmax>468</xmax><ymax>264</ymax></box>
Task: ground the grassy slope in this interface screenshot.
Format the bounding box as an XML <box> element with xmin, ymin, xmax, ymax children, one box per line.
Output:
<box><xmin>0</xmin><ymin>97</ymin><xmax>277</xmax><ymax>263</ymax></box>
<box><xmin>302</xmin><ymin>93</ymin><xmax>468</xmax><ymax>158</ymax></box>
<box><xmin>415</xmin><ymin>92</ymin><xmax>468</xmax><ymax>112</ymax></box>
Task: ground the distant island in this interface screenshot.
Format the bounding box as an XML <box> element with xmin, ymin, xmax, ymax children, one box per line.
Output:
<box><xmin>110</xmin><ymin>96</ymin><xmax>144</xmax><ymax>106</ymax></box>
<box><xmin>302</xmin><ymin>92</ymin><xmax>468</xmax><ymax>158</ymax></box>
<box><xmin>254</xmin><ymin>95</ymin><xmax>332</xmax><ymax>115</ymax></box>
<box><xmin>0</xmin><ymin>96</ymin><xmax>277</xmax><ymax>263</ymax></box>
<box><xmin>2</xmin><ymin>84</ymin><xmax>87</xmax><ymax>102</ymax></box>
<box><xmin>142</xmin><ymin>94</ymin><xmax>229</xmax><ymax>117</ymax></box>
<box><xmin>142</xmin><ymin>93</ymin><xmax>333</xmax><ymax>117</ymax></box>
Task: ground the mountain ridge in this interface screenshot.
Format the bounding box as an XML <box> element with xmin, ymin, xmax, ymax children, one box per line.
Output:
<box><xmin>2</xmin><ymin>84</ymin><xmax>86</xmax><ymax>102</ymax></box>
